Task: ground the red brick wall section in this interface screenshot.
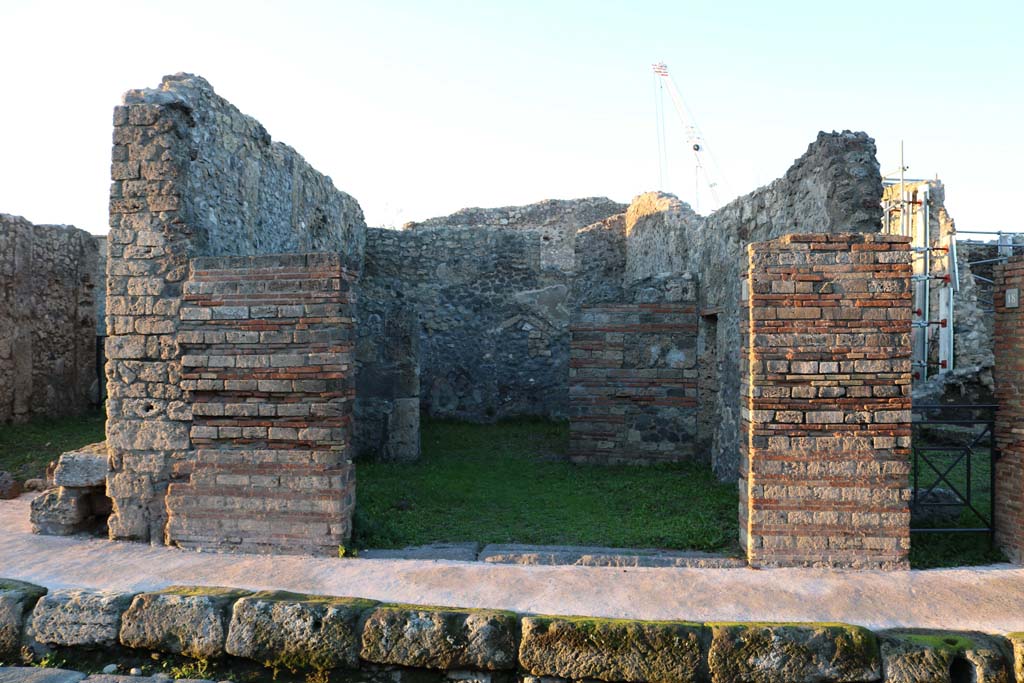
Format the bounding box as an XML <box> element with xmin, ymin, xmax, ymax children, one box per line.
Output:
<box><xmin>569</xmin><ymin>302</ymin><xmax>698</xmax><ymax>464</ymax></box>
<box><xmin>994</xmin><ymin>255</ymin><xmax>1024</xmax><ymax>563</ymax></box>
<box><xmin>740</xmin><ymin>233</ymin><xmax>912</xmax><ymax>569</ymax></box>
<box><xmin>165</xmin><ymin>253</ymin><xmax>356</xmax><ymax>556</ymax></box>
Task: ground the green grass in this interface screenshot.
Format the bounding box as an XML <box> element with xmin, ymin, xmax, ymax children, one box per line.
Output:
<box><xmin>0</xmin><ymin>411</ymin><xmax>105</xmax><ymax>480</ymax></box>
<box><xmin>909</xmin><ymin>436</ymin><xmax>1008</xmax><ymax>569</ymax></box>
<box><xmin>353</xmin><ymin>418</ymin><xmax>740</xmax><ymax>553</ymax></box>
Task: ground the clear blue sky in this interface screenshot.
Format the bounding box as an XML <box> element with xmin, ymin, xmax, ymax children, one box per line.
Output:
<box><xmin>1</xmin><ymin>0</ymin><xmax>1020</xmax><ymax>234</ymax></box>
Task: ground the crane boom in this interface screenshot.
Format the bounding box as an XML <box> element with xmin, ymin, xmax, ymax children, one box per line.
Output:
<box><xmin>652</xmin><ymin>62</ymin><xmax>723</xmax><ymax>211</ymax></box>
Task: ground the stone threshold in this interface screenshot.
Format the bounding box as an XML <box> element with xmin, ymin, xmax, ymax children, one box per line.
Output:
<box><xmin>358</xmin><ymin>542</ymin><xmax>745</xmax><ymax>567</ymax></box>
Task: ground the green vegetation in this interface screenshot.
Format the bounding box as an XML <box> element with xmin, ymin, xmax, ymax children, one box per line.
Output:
<box><xmin>0</xmin><ymin>411</ymin><xmax>104</xmax><ymax>480</ymax></box>
<box><xmin>909</xmin><ymin>442</ymin><xmax>1008</xmax><ymax>569</ymax></box>
<box><xmin>889</xmin><ymin>631</ymin><xmax>977</xmax><ymax>652</ymax></box>
<box><xmin>353</xmin><ymin>418</ymin><xmax>740</xmax><ymax>553</ymax></box>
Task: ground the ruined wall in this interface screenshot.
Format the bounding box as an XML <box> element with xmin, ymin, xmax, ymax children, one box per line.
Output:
<box><xmin>569</xmin><ymin>275</ymin><xmax>699</xmax><ymax>464</ymax></box>
<box><xmin>622</xmin><ymin>193</ymin><xmax>700</xmax><ymax>285</ymax></box>
<box><xmin>354</xmin><ymin>301</ymin><xmax>420</xmax><ymax>461</ymax></box>
<box><xmin>359</xmin><ymin>198</ymin><xmax>624</xmax><ymax>423</ymax></box>
<box><xmin>686</xmin><ymin>131</ymin><xmax>883</xmax><ymax>480</ymax></box>
<box><xmin>0</xmin><ymin>214</ymin><xmax>100</xmax><ymax>423</ymax></box>
<box><xmin>105</xmin><ymin>73</ymin><xmax>365</xmax><ymax>544</ymax></box>
<box><xmin>740</xmin><ymin>233</ymin><xmax>912</xmax><ymax>569</ymax></box>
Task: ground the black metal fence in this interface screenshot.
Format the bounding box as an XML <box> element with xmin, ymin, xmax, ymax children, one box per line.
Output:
<box><xmin>910</xmin><ymin>404</ymin><xmax>999</xmax><ymax>535</ymax></box>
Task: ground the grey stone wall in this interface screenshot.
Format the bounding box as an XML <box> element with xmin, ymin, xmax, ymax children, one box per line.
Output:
<box><xmin>606</xmin><ymin>131</ymin><xmax>880</xmax><ymax>479</ymax></box>
<box><xmin>0</xmin><ymin>214</ymin><xmax>100</xmax><ymax>423</ymax></box>
<box><xmin>105</xmin><ymin>73</ymin><xmax>366</xmax><ymax>543</ymax></box>
<box><xmin>354</xmin><ymin>301</ymin><xmax>420</xmax><ymax>461</ymax></box>
<box><xmin>359</xmin><ymin>198</ymin><xmax>624</xmax><ymax>423</ymax></box>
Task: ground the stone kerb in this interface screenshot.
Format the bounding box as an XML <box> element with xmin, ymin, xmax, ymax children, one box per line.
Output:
<box><xmin>740</xmin><ymin>233</ymin><xmax>913</xmax><ymax>569</ymax></box>
<box><xmin>994</xmin><ymin>255</ymin><xmax>1024</xmax><ymax>563</ymax></box>
<box><xmin>3</xmin><ymin>578</ymin><xmax>1022</xmax><ymax>683</ymax></box>
<box><xmin>164</xmin><ymin>253</ymin><xmax>357</xmax><ymax>556</ymax></box>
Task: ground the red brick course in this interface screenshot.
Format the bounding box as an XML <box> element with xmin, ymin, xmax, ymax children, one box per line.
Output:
<box><xmin>740</xmin><ymin>233</ymin><xmax>912</xmax><ymax>569</ymax></box>
<box><xmin>994</xmin><ymin>255</ymin><xmax>1024</xmax><ymax>562</ymax></box>
<box><xmin>569</xmin><ymin>302</ymin><xmax>698</xmax><ymax>464</ymax></box>
<box><xmin>165</xmin><ymin>254</ymin><xmax>356</xmax><ymax>555</ymax></box>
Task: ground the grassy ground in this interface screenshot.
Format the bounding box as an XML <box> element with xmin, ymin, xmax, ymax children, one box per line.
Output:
<box><xmin>354</xmin><ymin>418</ymin><xmax>741</xmax><ymax>554</ymax></box>
<box><xmin>908</xmin><ymin>437</ymin><xmax>1007</xmax><ymax>569</ymax></box>
<box><xmin>0</xmin><ymin>412</ymin><xmax>1008</xmax><ymax>568</ymax></box>
<box><xmin>0</xmin><ymin>411</ymin><xmax>105</xmax><ymax>480</ymax></box>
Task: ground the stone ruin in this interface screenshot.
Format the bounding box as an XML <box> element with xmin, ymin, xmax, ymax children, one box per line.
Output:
<box><xmin>2</xmin><ymin>72</ymin><xmax>1019</xmax><ymax>568</ymax></box>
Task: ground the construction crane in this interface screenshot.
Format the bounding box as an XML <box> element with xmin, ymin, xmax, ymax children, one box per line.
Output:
<box><xmin>652</xmin><ymin>62</ymin><xmax>725</xmax><ymax>213</ymax></box>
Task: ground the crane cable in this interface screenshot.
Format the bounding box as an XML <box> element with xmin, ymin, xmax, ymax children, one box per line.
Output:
<box><xmin>651</xmin><ymin>62</ymin><xmax>727</xmax><ymax>211</ymax></box>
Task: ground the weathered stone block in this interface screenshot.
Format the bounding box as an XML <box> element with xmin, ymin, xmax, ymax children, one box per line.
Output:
<box><xmin>880</xmin><ymin>630</ymin><xmax>1013</xmax><ymax>683</ymax></box>
<box><xmin>518</xmin><ymin>616</ymin><xmax>704</xmax><ymax>683</ymax></box>
<box><xmin>30</xmin><ymin>489</ymin><xmax>91</xmax><ymax>535</ymax></box>
<box><xmin>0</xmin><ymin>579</ymin><xmax>47</xmax><ymax>658</ymax></box>
<box><xmin>0</xmin><ymin>668</ymin><xmax>86</xmax><ymax>683</ymax></box>
<box><xmin>707</xmin><ymin>623</ymin><xmax>880</xmax><ymax>683</ymax></box>
<box><xmin>361</xmin><ymin>606</ymin><xmax>519</xmax><ymax>671</ymax></box>
<box><xmin>52</xmin><ymin>445</ymin><xmax>110</xmax><ymax>488</ymax></box>
<box><xmin>0</xmin><ymin>473</ymin><xmax>21</xmax><ymax>500</ymax></box>
<box><xmin>106</xmin><ymin>421</ymin><xmax>189</xmax><ymax>452</ymax></box>
<box><xmin>1009</xmin><ymin>633</ymin><xmax>1024</xmax><ymax>683</ymax></box>
<box><xmin>225</xmin><ymin>591</ymin><xmax>376</xmax><ymax>670</ymax></box>
<box><xmin>29</xmin><ymin>589</ymin><xmax>136</xmax><ymax>649</ymax></box>
<box><xmin>119</xmin><ymin>586</ymin><xmax>251</xmax><ymax>659</ymax></box>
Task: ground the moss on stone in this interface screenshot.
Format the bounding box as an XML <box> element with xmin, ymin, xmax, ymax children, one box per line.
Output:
<box><xmin>376</xmin><ymin>602</ymin><xmax>519</xmax><ymax>618</ymax></box>
<box><xmin>246</xmin><ymin>590</ymin><xmax>377</xmax><ymax>610</ymax></box>
<box><xmin>0</xmin><ymin>578</ymin><xmax>47</xmax><ymax>598</ymax></box>
<box><xmin>158</xmin><ymin>585</ymin><xmax>251</xmax><ymax>600</ymax></box>
<box><xmin>891</xmin><ymin>632</ymin><xmax>977</xmax><ymax>652</ymax></box>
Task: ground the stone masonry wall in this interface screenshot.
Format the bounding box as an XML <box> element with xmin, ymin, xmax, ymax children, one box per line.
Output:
<box><xmin>993</xmin><ymin>254</ymin><xmax>1024</xmax><ymax>563</ymax></box>
<box><xmin>0</xmin><ymin>214</ymin><xmax>100</xmax><ymax>423</ymax></box>
<box><xmin>740</xmin><ymin>233</ymin><xmax>912</xmax><ymax>569</ymax></box>
<box><xmin>569</xmin><ymin>276</ymin><xmax>699</xmax><ymax>464</ymax></box>
<box><xmin>648</xmin><ymin>132</ymin><xmax>884</xmax><ymax>480</ymax></box>
<box><xmin>105</xmin><ymin>73</ymin><xmax>365</xmax><ymax>543</ymax></box>
<box><xmin>360</xmin><ymin>198</ymin><xmax>623</xmax><ymax>423</ymax></box>
<box><xmin>354</xmin><ymin>300</ymin><xmax>420</xmax><ymax>461</ymax></box>
<box><xmin>165</xmin><ymin>254</ymin><xmax>356</xmax><ymax>555</ymax></box>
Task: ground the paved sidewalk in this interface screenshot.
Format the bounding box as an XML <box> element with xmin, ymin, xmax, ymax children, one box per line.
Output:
<box><xmin>3</xmin><ymin>494</ymin><xmax>1023</xmax><ymax>632</ymax></box>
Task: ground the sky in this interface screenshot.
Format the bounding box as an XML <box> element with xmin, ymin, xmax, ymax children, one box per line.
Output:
<box><xmin>0</xmin><ymin>0</ymin><xmax>1021</xmax><ymax>235</ymax></box>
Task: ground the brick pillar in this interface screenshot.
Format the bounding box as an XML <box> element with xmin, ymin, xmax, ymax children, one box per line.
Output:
<box><xmin>740</xmin><ymin>233</ymin><xmax>912</xmax><ymax>569</ymax></box>
<box><xmin>165</xmin><ymin>254</ymin><xmax>356</xmax><ymax>555</ymax></box>
<box><xmin>994</xmin><ymin>255</ymin><xmax>1024</xmax><ymax>562</ymax></box>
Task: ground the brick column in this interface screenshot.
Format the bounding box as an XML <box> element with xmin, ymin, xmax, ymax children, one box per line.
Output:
<box><xmin>994</xmin><ymin>255</ymin><xmax>1024</xmax><ymax>562</ymax></box>
<box><xmin>740</xmin><ymin>233</ymin><xmax>912</xmax><ymax>569</ymax></box>
<box><xmin>165</xmin><ymin>254</ymin><xmax>356</xmax><ymax>555</ymax></box>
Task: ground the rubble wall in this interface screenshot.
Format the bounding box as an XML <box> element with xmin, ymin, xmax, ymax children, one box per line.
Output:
<box><xmin>105</xmin><ymin>73</ymin><xmax>365</xmax><ymax>544</ymax></box>
<box><xmin>359</xmin><ymin>199</ymin><xmax>624</xmax><ymax>423</ymax></box>
<box><xmin>740</xmin><ymin>233</ymin><xmax>912</xmax><ymax>569</ymax></box>
<box><xmin>0</xmin><ymin>214</ymin><xmax>100</xmax><ymax>423</ymax></box>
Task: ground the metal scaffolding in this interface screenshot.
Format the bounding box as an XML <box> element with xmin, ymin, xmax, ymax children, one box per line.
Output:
<box><xmin>881</xmin><ymin>161</ymin><xmax>955</xmax><ymax>382</ymax></box>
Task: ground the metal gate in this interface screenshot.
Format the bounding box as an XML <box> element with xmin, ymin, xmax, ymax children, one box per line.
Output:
<box><xmin>910</xmin><ymin>404</ymin><xmax>999</xmax><ymax>535</ymax></box>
